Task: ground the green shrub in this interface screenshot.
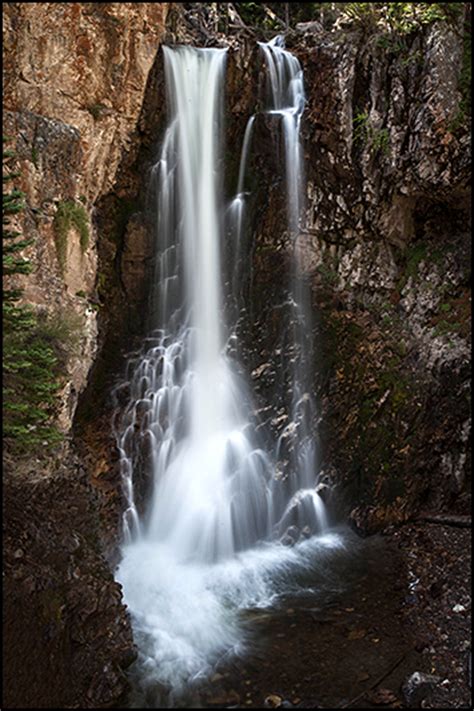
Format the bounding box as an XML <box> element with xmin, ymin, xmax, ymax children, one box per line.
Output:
<box><xmin>3</xmin><ymin>139</ymin><xmax>82</xmax><ymax>456</ymax></box>
<box><xmin>353</xmin><ymin>111</ymin><xmax>390</xmax><ymax>155</ymax></box>
<box><xmin>342</xmin><ymin>3</ymin><xmax>459</xmax><ymax>34</ymax></box>
<box><xmin>87</xmin><ymin>103</ymin><xmax>106</xmax><ymax>120</ymax></box>
<box><xmin>53</xmin><ymin>200</ymin><xmax>90</xmax><ymax>273</ymax></box>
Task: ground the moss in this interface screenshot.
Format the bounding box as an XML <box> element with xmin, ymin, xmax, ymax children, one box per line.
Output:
<box><xmin>371</xmin><ymin>127</ymin><xmax>389</xmax><ymax>155</ymax></box>
<box><xmin>433</xmin><ymin>319</ymin><xmax>462</xmax><ymax>336</ymax></box>
<box><xmin>87</xmin><ymin>103</ymin><xmax>107</xmax><ymax>120</ymax></box>
<box><xmin>53</xmin><ymin>200</ymin><xmax>90</xmax><ymax>273</ymax></box>
<box><xmin>353</xmin><ymin>110</ymin><xmax>389</xmax><ymax>155</ymax></box>
<box><xmin>405</xmin><ymin>242</ymin><xmax>427</xmax><ymax>277</ymax></box>
<box><xmin>398</xmin><ymin>241</ymin><xmax>434</xmax><ymax>289</ymax></box>
<box><xmin>31</xmin><ymin>146</ymin><xmax>39</xmax><ymax>168</ymax></box>
<box><xmin>316</xmin><ymin>262</ymin><xmax>339</xmax><ymax>286</ymax></box>
<box><xmin>39</xmin><ymin>589</ymin><xmax>65</xmax><ymax>624</ymax></box>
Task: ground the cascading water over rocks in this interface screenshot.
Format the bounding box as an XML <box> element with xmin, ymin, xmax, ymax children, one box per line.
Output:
<box><xmin>258</xmin><ymin>36</ymin><xmax>326</xmax><ymax>537</ymax></box>
<box><xmin>114</xmin><ymin>41</ymin><xmax>334</xmax><ymax>703</ymax></box>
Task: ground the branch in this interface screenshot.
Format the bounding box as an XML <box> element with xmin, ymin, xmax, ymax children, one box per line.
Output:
<box><xmin>262</xmin><ymin>4</ymin><xmax>286</xmax><ymax>30</ymax></box>
<box><xmin>415</xmin><ymin>514</ymin><xmax>471</xmax><ymax>528</ymax></box>
<box><xmin>339</xmin><ymin>653</ymin><xmax>406</xmax><ymax>709</ymax></box>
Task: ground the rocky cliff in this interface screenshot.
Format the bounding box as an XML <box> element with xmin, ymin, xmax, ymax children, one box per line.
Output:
<box><xmin>233</xmin><ymin>6</ymin><xmax>471</xmax><ymax>532</ymax></box>
<box><xmin>3</xmin><ymin>3</ymin><xmax>170</xmax><ymax>707</ymax></box>
<box><xmin>2</xmin><ymin>3</ymin><xmax>471</xmax><ymax>708</ymax></box>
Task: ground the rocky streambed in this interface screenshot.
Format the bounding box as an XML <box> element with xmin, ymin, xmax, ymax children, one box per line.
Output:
<box><xmin>3</xmin><ymin>454</ymin><xmax>471</xmax><ymax>709</ymax></box>
<box><xmin>171</xmin><ymin>524</ymin><xmax>472</xmax><ymax>710</ymax></box>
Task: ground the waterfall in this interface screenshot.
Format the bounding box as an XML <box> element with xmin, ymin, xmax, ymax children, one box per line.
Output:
<box><xmin>115</xmin><ymin>46</ymin><xmax>277</xmax><ymax>563</ymax></box>
<box><xmin>259</xmin><ymin>35</ymin><xmax>326</xmax><ymax>532</ymax></box>
<box><xmin>114</xmin><ymin>42</ymin><xmax>333</xmax><ymax>704</ymax></box>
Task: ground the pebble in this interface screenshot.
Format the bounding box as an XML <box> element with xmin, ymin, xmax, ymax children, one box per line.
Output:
<box><xmin>401</xmin><ymin>671</ymin><xmax>441</xmax><ymax>707</ymax></box>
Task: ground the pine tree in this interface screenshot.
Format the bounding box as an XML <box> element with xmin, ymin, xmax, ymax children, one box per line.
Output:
<box><xmin>3</xmin><ymin>137</ymin><xmax>63</xmax><ymax>454</ymax></box>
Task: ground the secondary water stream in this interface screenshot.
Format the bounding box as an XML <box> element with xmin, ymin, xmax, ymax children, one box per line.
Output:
<box><xmin>113</xmin><ymin>40</ymin><xmax>353</xmax><ymax>707</ymax></box>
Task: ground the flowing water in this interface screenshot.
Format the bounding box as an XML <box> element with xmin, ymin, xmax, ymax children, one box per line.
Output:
<box><xmin>114</xmin><ymin>40</ymin><xmax>346</xmax><ymax>707</ymax></box>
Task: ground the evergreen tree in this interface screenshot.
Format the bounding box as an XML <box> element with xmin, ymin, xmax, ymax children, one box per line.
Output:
<box><xmin>3</xmin><ymin>138</ymin><xmax>63</xmax><ymax>454</ymax></box>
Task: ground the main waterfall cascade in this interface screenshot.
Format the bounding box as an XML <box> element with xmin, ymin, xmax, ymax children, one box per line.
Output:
<box><xmin>115</xmin><ymin>40</ymin><xmax>339</xmax><ymax>704</ymax></box>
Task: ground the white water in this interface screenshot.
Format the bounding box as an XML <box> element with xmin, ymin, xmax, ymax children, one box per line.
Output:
<box><xmin>259</xmin><ymin>36</ymin><xmax>320</xmax><ymax>500</ymax></box>
<box><xmin>114</xmin><ymin>42</ymin><xmax>334</xmax><ymax>705</ymax></box>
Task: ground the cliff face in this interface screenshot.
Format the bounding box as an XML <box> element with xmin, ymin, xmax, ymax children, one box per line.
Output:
<box><xmin>298</xmin><ymin>14</ymin><xmax>471</xmax><ymax>528</ymax></box>
<box><xmin>239</xmin><ymin>12</ymin><xmax>471</xmax><ymax>532</ymax></box>
<box><xmin>3</xmin><ymin>1</ymin><xmax>169</xmax><ymax>434</ymax></box>
<box><xmin>2</xmin><ymin>3</ymin><xmax>471</xmax><ymax>707</ymax></box>
<box><xmin>3</xmin><ymin>4</ymin><xmax>170</xmax><ymax>707</ymax></box>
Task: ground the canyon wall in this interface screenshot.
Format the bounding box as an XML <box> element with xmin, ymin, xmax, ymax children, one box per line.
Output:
<box><xmin>3</xmin><ymin>3</ymin><xmax>170</xmax><ymax>707</ymax></box>
<box><xmin>239</xmin><ymin>9</ymin><xmax>471</xmax><ymax>532</ymax></box>
<box><xmin>2</xmin><ymin>3</ymin><xmax>471</xmax><ymax>707</ymax></box>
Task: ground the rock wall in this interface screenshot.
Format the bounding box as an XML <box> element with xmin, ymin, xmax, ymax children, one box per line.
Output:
<box><xmin>242</xmin><ymin>11</ymin><xmax>471</xmax><ymax>531</ymax></box>
<box><xmin>75</xmin><ymin>4</ymin><xmax>471</xmax><ymax>537</ymax></box>
<box><xmin>2</xmin><ymin>4</ymin><xmax>170</xmax><ymax>707</ymax></box>
<box><xmin>3</xmin><ymin>1</ymin><xmax>170</xmax><ymax>436</ymax></box>
<box><xmin>2</xmin><ymin>458</ymin><xmax>134</xmax><ymax>708</ymax></box>
<box><xmin>2</xmin><ymin>4</ymin><xmax>471</xmax><ymax>707</ymax></box>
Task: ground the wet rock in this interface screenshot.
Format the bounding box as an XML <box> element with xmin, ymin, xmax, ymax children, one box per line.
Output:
<box><xmin>3</xmin><ymin>460</ymin><xmax>134</xmax><ymax>709</ymax></box>
<box><xmin>286</xmin><ymin>525</ymin><xmax>300</xmax><ymax>542</ymax></box>
<box><xmin>401</xmin><ymin>671</ymin><xmax>441</xmax><ymax>707</ymax></box>
<box><xmin>281</xmin><ymin>525</ymin><xmax>300</xmax><ymax>546</ymax></box>
<box><xmin>315</xmin><ymin>482</ymin><xmax>331</xmax><ymax>503</ymax></box>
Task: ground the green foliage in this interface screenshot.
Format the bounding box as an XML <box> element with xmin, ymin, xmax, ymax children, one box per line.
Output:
<box><xmin>397</xmin><ymin>240</ymin><xmax>444</xmax><ymax>290</ymax></box>
<box><xmin>3</xmin><ymin>308</ymin><xmax>84</xmax><ymax>454</ymax></box>
<box><xmin>433</xmin><ymin>319</ymin><xmax>462</xmax><ymax>336</ymax></box>
<box><xmin>238</xmin><ymin>2</ymin><xmax>263</xmax><ymax>25</ymax></box>
<box><xmin>316</xmin><ymin>262</ymin><xmax>339</xmax><ymax>286</ymax></box>
<box><xmin>3</xmin><ymin>139</ymin><xmax>77</xmax><ymax>455</ymax></box>
<box><xmin>87</xmin><ymin>103</ymin><xmax>106</xmax><ymax>120</ymax></box>
<box><xmin>31</xmin><ymin>145</ymin><xmax>39</xmax><ymax>168</ymax></box>
<box><xmin>341</xmin><ymin>3</ymin><xmax>460</xmax><ymax>34</ymax></box>
<box><xmin>342</xmin><ymin>3</ymin><xmax>379</xmax><ymax>29</ymax></box>
<box><xmin>353</xmin><ymin>111</ymin><xmax>390</xmax><ymax>155</ymax></box>
<box><xmin>3</xmin><ymin>139</ymin><xmax>34</xmax><ymax>289</ymax></box>
<box><xmin>53</xmin><ymin>200</ymin><xmax>90</xmax><ymax>273</ymax></box>
<box><xmin>371</xmin><ymin>126</ymin><xmax>389</xmax><ymax>154</ymax></box>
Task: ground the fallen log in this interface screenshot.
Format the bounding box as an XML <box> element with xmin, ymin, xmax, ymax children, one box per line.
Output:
<box><xmin>415</xmin><ymin>514</ymin><xmax>471</xmax><ymax>528</ymax></box>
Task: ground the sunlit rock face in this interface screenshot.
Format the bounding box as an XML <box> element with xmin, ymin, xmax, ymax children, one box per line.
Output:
<box><xmin>3</xmin><ymin>2</ymin><xmax>170</xmax><ymax>436</ymax></box>
<box><xmin>2</xmin><ymin>3</ymin><xmax>470</xmax><ymax>707</ymax></box>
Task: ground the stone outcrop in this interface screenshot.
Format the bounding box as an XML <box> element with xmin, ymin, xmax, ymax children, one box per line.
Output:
<box><xmin>3</xmin><ymin>1</ymin><xmax>170</xmax><ymax>435</ymax></box>
<box><xmin>2</xmin><ymin>3</ymin><xmax>471</xmax><ymax>707</ymax></box>
<box><xmin>242</xmin><ymin>10</ymin><xmax>471</xmax><ymax>530</ymax></box>
<box><xmin>3</xmin><ymin>4</ymin><xmax>170</xmax><ymax>708</ymax></box>
<box><xmin>2</xmin><ymin>457</ymin><xmax>134</xmax><ymax>709</ymax></box>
